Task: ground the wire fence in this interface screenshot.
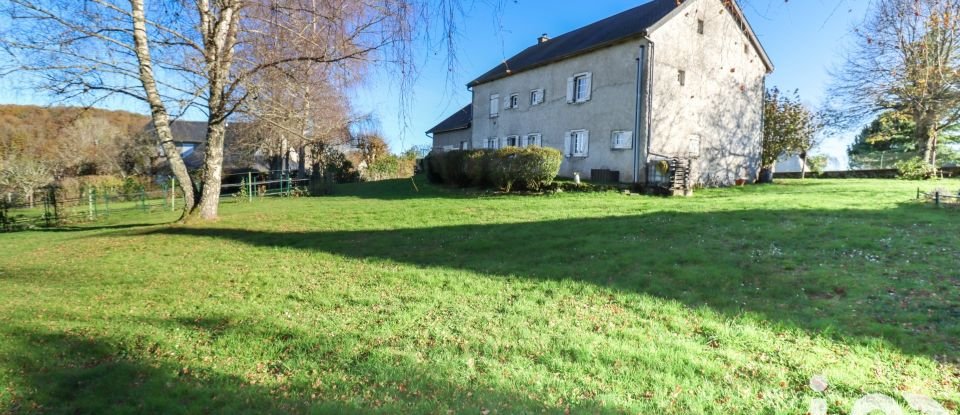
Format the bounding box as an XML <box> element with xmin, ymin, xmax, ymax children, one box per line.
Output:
<box><xmin>917</xmin><ymin>187</ymin><xmax>960</xmax><ymax>207</ymax></box>
<box><xmin>0</xmin><ymin>170</ymin><xmax>318</xmax><ymax>232</ymax></box>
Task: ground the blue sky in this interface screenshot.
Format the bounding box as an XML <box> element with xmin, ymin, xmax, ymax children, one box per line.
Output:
<box><xmin>0</xmin><ymin>0</ymin><xmax>871</xmax><ymax>166</ymax></box>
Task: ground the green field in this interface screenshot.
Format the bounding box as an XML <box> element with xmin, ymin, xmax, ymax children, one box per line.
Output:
<box><xmin>1</xmin><ymin>178</ymin><xmax>958</xmax><ymax>413</ymax></box>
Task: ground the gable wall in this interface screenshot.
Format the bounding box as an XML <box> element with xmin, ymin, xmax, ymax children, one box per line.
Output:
<box><xmin>647</xmin><ymin>0</ymin><xmax>767</xmax><ymax>185</ymax></box>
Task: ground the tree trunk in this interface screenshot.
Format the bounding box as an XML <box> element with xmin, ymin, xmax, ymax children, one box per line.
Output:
<box><xmin>915</xmin><ymin>113</ymin><xmax>939</xmax><ymax>166</ymax></box>
<box><xmin>190</xmin><ymin>121</ymin><xmax>226</xmax><ymax>220</ymax></box>
<box><xmin>799</xmin><ymin>150</ymin><xmax>808</xmax><ymax>180</ymax></box>
<box><xmin>130</xmin><ymin>0</ymin><xmax>195</xmax><ymax>217</ymax></box>
<box><xmin>758</xmin><ymin>166</ymin><xmax>774</xmax><ymax>183</ymax></box>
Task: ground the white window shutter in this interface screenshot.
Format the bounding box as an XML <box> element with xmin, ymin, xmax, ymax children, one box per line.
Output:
<box><xmin>583</xmin><ymin>73</ymin><xmax>593</xmax><ymax>101</ymax></box>
<box><xmin>490</xmin><ymin>95</ymin><xmax>499</xmax><ymax>117</ymax></box>
<box><xmin>520</xmin><ymin>135</ymin><xmax>528</xmax><ymax>147</ymax></box>
<box><xmin>582</xmin><ymin>130</ymin><xmax>590</xmax><ymax>156</ymax></box>
<box><xmin>563</xmin><ymin>132</ymin><xmax>572</xmax><ymax>156</ymax></box>
<box><xmin>566</xmin><ymin>78</ymin><xmax>575</xmax><ymax>103</ymax></box>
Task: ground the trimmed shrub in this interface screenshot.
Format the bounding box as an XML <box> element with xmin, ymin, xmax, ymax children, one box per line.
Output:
<box><xmin>425</xmin><ymin>153</ymin><xmax>444</xmax><ymax>184</ymax></box>
<box><xmin>895</xmin><ymin>157</ymin><xmax>937</xmax><ymax>180</ymax></box>
<box><xmin>490</xmin><ymin>147</ymin><xmax>563</xmax><ymax>192</ymax></box>
<box><xmin>463</xmin><ymin>149</ymin><xmax>495</xmax><ymax>187</ymax></box>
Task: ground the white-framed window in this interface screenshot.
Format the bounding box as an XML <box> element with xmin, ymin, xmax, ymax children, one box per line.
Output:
<box><xmin>486</xmin><ymin>137</ymin><xmax>499</xmax><ymax>149</ymax></box>
<box><xmin>688</xmin><ymin>134</ymin><xmax>701</xmax><ymax>157</ymax></box>
<box><xmin>505</xmin><ymin>135</ymin><xmax>519</xmax><ymax>147</ymax></box>
<box><xmin>611</xmin><ymin>130</ymin><xmax>633</xmax><ymax>149</ymax></box>
<box><xmin>507</xmin><ymin>94</ymin><xmax>519</xmax><ymax>110</ymax></box>
<box><xmin>677</xmin><ymin>70</ymin><xmax>686</xmax><ymax>86</ymax></box>
<box><xmin>566</xmin><ymin>72</ymin><xmax>592</xmax><ymax>103</ymax></box>
<box><xmin>530</xmin><ymin>89</ymin><xmax>545</xmax><ymax>106</ymax></box>
<box><xmin>489</xmin><ymin>94</ymin><xmax>499</xmax><ymax>118</ymax></box>
<box><xmin>522</xmin><ymin>133</ymin><xmax>542</xmax><ymax>147</ymax></box>
<box><xmin>459</xmin><ymin>140</ymin><xmax>468</xmax><ymax>150</ymax></box>
<box><xmin>564</xmin><ymin>129</ymin><xmax>589</xmax><ymax>157</ymax></box>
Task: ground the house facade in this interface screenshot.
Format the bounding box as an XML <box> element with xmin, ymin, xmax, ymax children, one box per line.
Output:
<box><xmin>427</xmin><ymin>0</ymin><xmax>773</xmax><ymax>186</ymax></box>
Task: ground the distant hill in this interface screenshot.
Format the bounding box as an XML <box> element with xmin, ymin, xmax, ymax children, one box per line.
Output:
<box><xmin>0</xmin><ymin>104</ymin><xmax>151</xmax><ymax>164</ymax></box>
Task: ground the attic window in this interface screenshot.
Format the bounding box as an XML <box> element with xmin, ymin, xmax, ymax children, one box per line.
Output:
<box><xmin>697</xmin><ymin>19</ymin><xmax>704</xmax><ymax>34</ymax></box>
<box><xmin>678</xmin><ymin>70</ymin><xmax>686</xmax><ymax>86</ymax></box>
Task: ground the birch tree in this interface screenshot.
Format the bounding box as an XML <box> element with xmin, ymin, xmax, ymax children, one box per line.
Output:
<box><xmin>1</xmin><ymin>0</ymin><xmax>464</xmax><ymax>220</ymax></box>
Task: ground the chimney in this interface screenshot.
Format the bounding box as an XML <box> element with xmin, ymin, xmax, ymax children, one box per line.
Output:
<box><xmin>537</xmin><ymin>33</ymin><xmax>550</xmax><ymax>44</ymax></box>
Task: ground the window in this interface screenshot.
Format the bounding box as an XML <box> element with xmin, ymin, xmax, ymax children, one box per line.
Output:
<box><xmin>564</xmin><ymin>129</ymin><xmax>589</xmax><ymax>157</ymax></box>
<box><xmin>677</xmin><ymin>70</ymin><xmax>686</xmax><ymax>86</ymax></box>
<box><xmin>459</xmin><ymin>140</ymin><xmax>468</xmax><ymax>150</ymax></box>
<box><xmin>697</xmin><ymin>19</ymin><xmax>704</xmax><ymax>34</ymax></box>
<box><xmin>505</xmin><ymin>135</ymin><xmax>519</xmax><ymax>147</ymax></box>
<box><xmin>507</xmin><ymin>94</ymin><xmax>519</xmax><ymax>109</ymax></box>
<box><xmin>611</xmin><ymin>130</ymin><xmax>633</xmax><ymax>149</ymax></box>
<box><xmin>489</xmin><ymin>94</ymin><xmax>499</xmax><ymax>117</ymax></box>
<box><xmin>566</xmin><ymin>72</ymin><xmax>592</xmax><ymax>103</ymax></box>
<box><xmin>179</xmin><ymin>143</ymin><xmax>196</xmax><ymax>156</ymax></box>
<box><xmin>530</xmin><ymin>89</ymin><xmax>545</xmax><ymax>106</ymax></box>
<box><xmin>744</xmin><ymin>43</ymin><xmax>750</xmax><ymax>54</ymax></box>
<box><xmin>486</xmin><ymin>137</ymin><xmax>499</xmax><ymax>149</ymax></box>
<box><xmin>522</xmin><ymin>133</ymin><xmax>542</xmax><ymax>147</ymax></box>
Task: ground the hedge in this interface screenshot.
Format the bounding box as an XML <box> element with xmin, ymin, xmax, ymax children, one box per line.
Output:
<box><xmin>426</xmin><ymin>147</ymin><xmax>562</xmax><ymax>192</ymax></box>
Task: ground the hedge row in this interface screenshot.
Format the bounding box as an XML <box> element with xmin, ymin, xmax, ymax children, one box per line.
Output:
<box><xmin>426</xmin><ymin>147</ymin><xmax>563</xmax><ymax>192</ymax></box>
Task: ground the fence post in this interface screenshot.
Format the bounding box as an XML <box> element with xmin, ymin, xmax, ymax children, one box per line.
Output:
<box><xmin>170</xmin><ymin>177</ymin><xmax>176</xmax><ymax>212</ymax></box>
<box><xmin>935</xmin><ymin>191</ymin><xmax>940</xmax><ymax>207</ymax></box>
<box><xmin>248</xmin><ymin>171</ymin><xmax>253</xmax><ymax>203</ymax></box>
<box><xmin>104</xmin><ymin>191</ymin><xmax>110</xmax><ymax>216</ymax></box>
<box><xmin>88</xmin><ymin>189</ymin><xmax>95</xmax><ymax>220</ymax></box>
<box><xmin>140</xmin><ymin>189</ymin><xmax>147</xmax><ymax>212</ymax></box>
<box><xmin>917</xmin><ymin>187</ymin><xmax>920</xmax><ymax>199</ymax></box>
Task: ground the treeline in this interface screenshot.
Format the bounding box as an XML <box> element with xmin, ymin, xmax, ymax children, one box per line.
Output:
<box><xmin>0</xmin><ymin>105</ymin><xmax>156</xmax><ymax>206</ymax></box>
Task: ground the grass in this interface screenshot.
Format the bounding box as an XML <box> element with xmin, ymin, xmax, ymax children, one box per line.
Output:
<box><xmin>1</xmin><ymin>177</ymin><xmax>959</xmax><ymax>414</ymax></box>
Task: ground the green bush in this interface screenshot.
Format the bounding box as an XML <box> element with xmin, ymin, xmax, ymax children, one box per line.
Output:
<box><xmin>463</xmin><ymin>149</ymin><xmax>495</xmax><ymax>187</ymax></box>
<box><xmin>428</xmin><ymin>147</ymin><xmax>562</xmax><ymax>192</ymax></box>
<box><xmin>895</xmin><ymin>157</ymin><xmax>937</xmax><ymax>180</ymax></box>
<box><xmin>489</xmin><ymin>147</ymin><xmax>563</xmax><ymax>192</ymax></box>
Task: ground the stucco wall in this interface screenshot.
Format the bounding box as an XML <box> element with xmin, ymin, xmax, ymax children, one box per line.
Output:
<box><xmin>470</xmin><ymin>41</ymin><xmax>643</xmax><ymax>182</ymax></box>
<box><xmin>432</xmin><ymin>128</ymin><xmax>472</xmax><ymax>151</ymax></box>
<box><xmin>647</xmin><ymin>0</ymin><xmax>767</xmax><ymax>186</ymax></box>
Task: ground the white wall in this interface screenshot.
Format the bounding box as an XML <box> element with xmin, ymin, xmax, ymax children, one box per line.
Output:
<box><xmin>647</xmin><ymin>0</ymin><xmax>767</xmax><ymax>186</ymax></box>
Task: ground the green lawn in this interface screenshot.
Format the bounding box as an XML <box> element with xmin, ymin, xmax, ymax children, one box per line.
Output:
<box><xmin>1</xmin><ymin>178</ymin><xmax>958</xmax><ymax>414</ymax></box>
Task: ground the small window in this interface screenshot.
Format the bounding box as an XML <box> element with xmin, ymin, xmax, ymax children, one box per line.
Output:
<box><xmin>697</xmin><ymin>19</ymin><xmax>704</xmax><ymax>34</ymax></box>
<box><xmin>611</xmin><ymin>130</ymin><xmax>633</xmax><ymax>149</ymax></box>
<box><xmin>565</xmin><ymin>130</ymin><xmax>589</xmax><ymax>157</ymax></box>
<box><xmin>459</xmin><ymin>140</ymin><xmax>468</xmax><ymax>150</ymax></box>
<box><xmin>567</xmin><ymin>73</ymin><xmax>592</xmax><ymax>103</ymax></box>
<box><xmin>744</xmin><ymin>43</ymin><xmax>750</xmax><ymax>54</ymax></box>
<box><xmin>505</xmin><ymin>135</ymin><xmax>519</xmax><ymax>147</ymax></box>
<box><xmin>530</xmin><ymin>89</ymin><xmax>544</xmax><ymax>106</ymax></box>
<box><xmin>486</xmin><ymin>137</ymin><xmax>499</xmax><ymax>149</ymax></box>
<box><xmin>489</xmin><ymin>95</ymin><xmax>499</xmax><ymax>118</ymax></box>
<box><xmin>678</xmin><ymin>70</ymin><xmax>686</xmax><ymax>86</ymax></box>
<box><xmin>523</xmin><ymin>133</ymin><xmax>542</xmax><ymax>147</ymax></box>
<box><xmin>507</xmin><ymin>94</ymin><xmax>519</xmax><ymax>109</ymax></box>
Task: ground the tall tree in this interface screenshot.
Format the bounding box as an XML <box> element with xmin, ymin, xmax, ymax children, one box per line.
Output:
<box><xmin>834</xmin><ymin>0</ymin><xmax>960</xmax><ymax>167</ymax></box>
<box><xmin>1</xmin><ymin>0</ymin><xmax>464</xmax><ymax>221</ymax></box>
<box><xmin>761</xmin><ymin>88</ymin><xmax>823</xmax><ymax>181</ymax></box>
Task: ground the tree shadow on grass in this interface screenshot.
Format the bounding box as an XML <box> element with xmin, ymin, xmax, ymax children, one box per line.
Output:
<box><xmin>0</xmin><ymin>321</ymin><xmax>619</xmax><ymax>414</ymax></box>
<box><xmin>144</xmin><ymin>203</ymin><xmax>960</xmax><ymax>362</ymax></box>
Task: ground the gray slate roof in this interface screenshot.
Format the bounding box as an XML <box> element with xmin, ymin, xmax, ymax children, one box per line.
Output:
<box><xmin>426</xmin><ymin>104</ymin><xmax>472</xmax><ymax>135</ymax></box>
<box><xmin>467</xmin><ymin>0</ymin><xmax>678</xmax><ymax>87</ymax></box>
